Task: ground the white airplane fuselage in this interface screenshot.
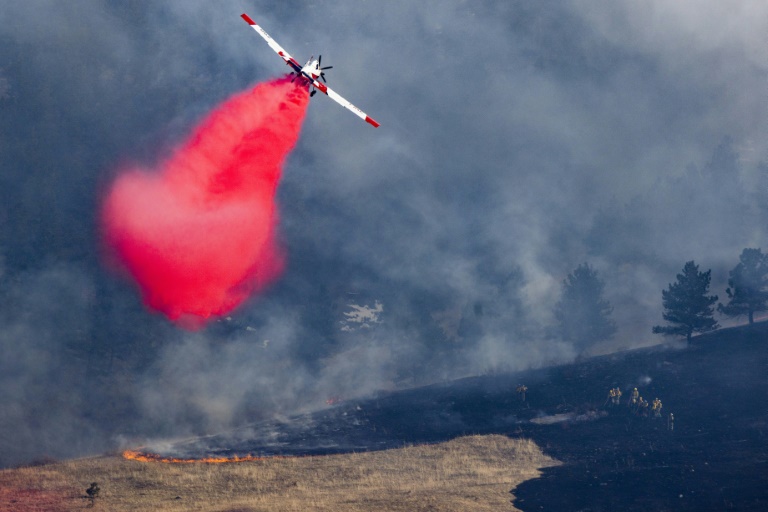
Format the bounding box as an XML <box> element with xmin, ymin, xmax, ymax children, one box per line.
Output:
<box><xmin>300</xmin><ymin>60</ymin><xmax>322</xmax><ymax>81</ymax></box>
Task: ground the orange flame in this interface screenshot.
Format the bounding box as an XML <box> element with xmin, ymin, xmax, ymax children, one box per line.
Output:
<box><xmin>122</xmin><ymin>449</ymin><xmax>281</xmax><ymax>464</ymax></box>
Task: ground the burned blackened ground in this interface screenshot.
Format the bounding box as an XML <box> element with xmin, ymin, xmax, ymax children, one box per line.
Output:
<box><xmin>512</xmin><ymin>324</ymin><xmax>768</xmax><ymax>511</ymax></box>
<box><xmin>147</xmin><ymin>371</ymin><xmax>541</xmax><ymax>458</ymax></box>
<box><xmin>145</xmin><ymin>323</ymin><xmax>768</xmax><ymax>510</ymax></box>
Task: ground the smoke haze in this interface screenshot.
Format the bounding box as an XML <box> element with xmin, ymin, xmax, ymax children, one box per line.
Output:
<box><xmin>0</xmin><ymin>0</ymin><xmax>766</xmax><ymax>466</ymax></box>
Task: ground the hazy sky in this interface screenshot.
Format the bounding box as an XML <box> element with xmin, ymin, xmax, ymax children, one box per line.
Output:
<box><xmin>1</xmin><ymin>0</ymin><xmax>767</xmax><ymax>465</ymax></box>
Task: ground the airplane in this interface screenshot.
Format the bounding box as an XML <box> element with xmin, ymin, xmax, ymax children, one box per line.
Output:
<box><xmin>241</xmin><ymin>13</ymin><xmax>380</xmax><ymax>128</ymax></box>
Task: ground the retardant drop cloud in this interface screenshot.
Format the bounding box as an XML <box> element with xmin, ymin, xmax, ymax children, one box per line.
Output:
<box><xmin>102</xmin><ymin>77</ymin><xmax>308</xmax><ymax>326</ymax></box>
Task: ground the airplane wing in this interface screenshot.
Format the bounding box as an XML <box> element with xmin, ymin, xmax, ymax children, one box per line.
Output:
<box><xmin>241</xmin><ymin>12</ymin><xmax>379</xmax><ymax>128</ymax></box>
<box><xmin>241</xmin><ymin>13</ymin><xmax>302</xmax><ymax>74</ymax></box>
<box><xmin>310</xmin><ymin>78</ymin><xmax>380</xmax><ymax>128</ymax></box>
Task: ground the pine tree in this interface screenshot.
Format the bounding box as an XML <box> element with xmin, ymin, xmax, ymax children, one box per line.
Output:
<box><xmin>718</xmin><ymin>248</ymin><xmax>768</xmax><ymax>325</ymax></box>
<box><xmin>653</xmin><ymin>261</ymin><xmax>719</xmax><ymax>343</ymax></box>
<box><xmin>555</xmin><ymin>263</ymin><xmax>616</xmax><ymax>353</ymax></box>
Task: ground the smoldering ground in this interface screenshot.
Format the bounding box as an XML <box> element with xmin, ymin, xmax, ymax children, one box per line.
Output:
<box><xmin>0</xmin><ymin>1</ymin><xmax>767</xmax><ymax>466</ymax></box>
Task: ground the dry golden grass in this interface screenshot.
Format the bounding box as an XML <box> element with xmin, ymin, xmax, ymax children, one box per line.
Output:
<box><xmin>0</xmin><ymin>435</ymin><xmax>558</xmax><ymax>512</ymax></box>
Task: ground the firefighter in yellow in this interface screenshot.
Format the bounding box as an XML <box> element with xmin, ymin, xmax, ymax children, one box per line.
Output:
<box><xmin>606</xmin><ymin>388</ymin><xmax>617</xmax><ymax>407</ymax></box>
<box><xmin>613</xmin><ymin>387</ymin><xmax>622</xmax><ymax>405</ymax></box>
<box><xmin>652</xmin><ymin>398</ymin><xmax>663</xmax><ymax>418</ymax></box>
<box><xmin>638</xmin><ymin>397</ymin><xmax>649</xmax><ymax>417</ymax></box>
<box><xmin>629</xmin><ymin>387</ymin><xmax>639</xmax><ymax>407</ymax></box>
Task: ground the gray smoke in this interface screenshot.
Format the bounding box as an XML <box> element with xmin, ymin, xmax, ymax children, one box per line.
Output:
<box><xmin>0</xmin><ymin>0</ymin><xmax>766</xmax><ymax>466</ymax></box>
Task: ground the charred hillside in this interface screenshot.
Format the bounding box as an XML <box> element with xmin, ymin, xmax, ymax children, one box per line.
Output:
<box><xmin>144</xmin><ymin>322</ymin><xmax>768</xmax><ymax>510</ymax></box>
<box><xmin>512</xmin><ymin>323</ymin><xmax>768</xmax><ymax>511</ymax></box>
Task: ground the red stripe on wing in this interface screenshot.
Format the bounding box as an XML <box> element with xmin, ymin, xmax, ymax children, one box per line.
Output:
<box><xmin>240</xmin><ymin>13</ymin><xmax>256</xmax><ymax>25</ymax></box>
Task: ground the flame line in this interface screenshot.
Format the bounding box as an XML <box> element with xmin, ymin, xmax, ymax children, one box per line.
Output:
<box><xmin>122</xmin><ymin>449</ymin><xmax>292</xmax><ymax>464</ymax></box>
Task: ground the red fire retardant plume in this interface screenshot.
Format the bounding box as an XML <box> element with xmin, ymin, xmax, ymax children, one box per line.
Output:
<box><xmin>102</xmin><ymin>78</ymin><xmax>308</xmax><ymax>326</ymax></box>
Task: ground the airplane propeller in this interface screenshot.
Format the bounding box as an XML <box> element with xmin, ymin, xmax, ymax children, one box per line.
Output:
<box><xmin>318</xmin><ymin>55</ymin><xmax>333</xmax><ymax>83</ymax></box>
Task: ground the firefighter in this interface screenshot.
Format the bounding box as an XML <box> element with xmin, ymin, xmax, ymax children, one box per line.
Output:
<box><xmin>638</xmin><ymin>397</ymin><xmax>649</xmax><ymax>417</ymax></box>
<box><xmin>606</xmin><ymin>387</ymin><xmax>616</xmax><ymax>407</ymax></box>
<box><xmin>652</xmin><ymin>398</ymin><xmax>663</xmax><ymax>418</ymax></box>
<box><xmin>613</xmin><ymin>387</ymin><xmax>622</xmax><ymax>405</ymax></box>
<box><xmin>516</xmin><ymin>384</ymin><xmax>528</xmax><ymax>402</ymax></box>
<box><xmin>629</xmin><ymin>387</ymin><xmax>639</xmax><ymax>406</ymax></box>
<box><xmin>86</xmin><ymin>482</ymin><xmax>100</xmax><ymax>507</ymax></box>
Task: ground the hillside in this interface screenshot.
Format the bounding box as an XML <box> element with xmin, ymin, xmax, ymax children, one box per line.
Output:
<box><xmin>513</xmin><ymin>323</ymin><xmax>768</xmax><ymax>511</ymax></box>
<box><xmin>0</xmin><ymin>436</ymin><xmax>555</xmax><ymax>511</ymax></box>
<box><xmin>138</xmin><ymin>321</ymin><xmax>768</xmax><ymax>510</ymax></box>
<box><xmin>2</xmin><ymin>322</ymin><xmax>767</xmax><ymax>510</ymax></box>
